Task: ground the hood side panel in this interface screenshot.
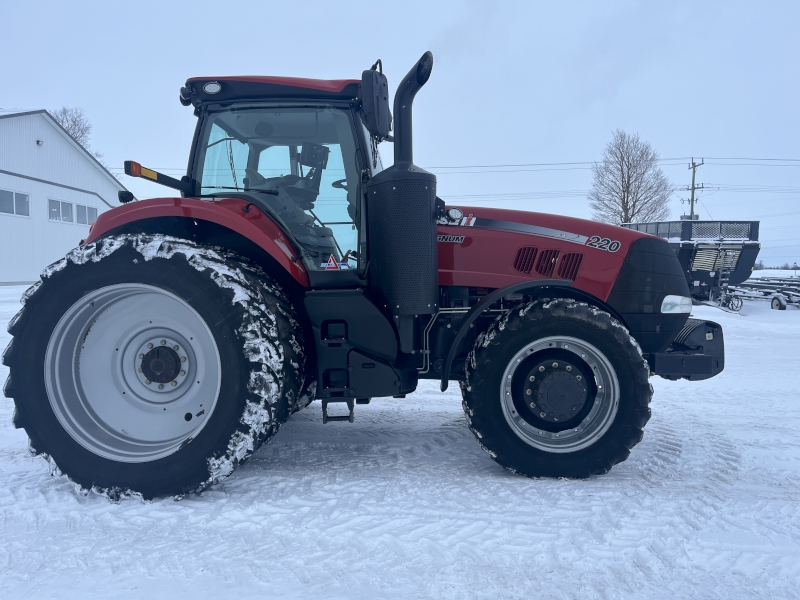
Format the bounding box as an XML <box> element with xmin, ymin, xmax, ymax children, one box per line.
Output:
<box><xmin>437</xmin><ymin>207</ymin><xmax>649</xmax><ymax>301</ymax></box>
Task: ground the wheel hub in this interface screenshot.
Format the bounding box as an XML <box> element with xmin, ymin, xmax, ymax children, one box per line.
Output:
<box><xmin>141</xmin><ymin>346</ymin><xmax>180</xmax><ymax>383</ymax></box>
<box><xmin>134</xmin><ymin>337</ymin><xmax>190</xmax><ymax>391</ymax></box>
<box><xmin>526</xmin><ymin>359</ymin><xmax>588</xmax><ymax>424</ymax></box>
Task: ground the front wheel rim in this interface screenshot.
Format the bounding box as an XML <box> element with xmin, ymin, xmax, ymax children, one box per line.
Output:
<box><xmin>499</xmin><ymin>335</ymin><xmax>620</xmax><ymax>453</ymax></box>
<box><xmin>45</xmin><ymin>284</ymin><xmax>222</xmax><ymax>463</ymax></box>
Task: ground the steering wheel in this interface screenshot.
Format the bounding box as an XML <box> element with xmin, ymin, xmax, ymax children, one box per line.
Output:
<box><xmin>331</xmin><ymin>178</ymin><xmax>348</xmax><ymax>191</ymax></box>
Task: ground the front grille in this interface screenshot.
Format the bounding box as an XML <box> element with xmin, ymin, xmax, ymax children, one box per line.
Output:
<box><xmin>674</xmin><ymin>318</ymin><xmax>704</xmax><ymax>345</ymax></box>
<box><xmin>557</xmin><ymin>252</ymin><xmax>583</xmax><ymax>281</ymax></box>
<box><xmin>536</xmin><ymin>249</ymin><xmax>560</xmax><ymax>278</ymax></box>
<box><xmin>513</xmin><ymin>246</ymin><xmax>539</xmax><ymax>274</ymax></box>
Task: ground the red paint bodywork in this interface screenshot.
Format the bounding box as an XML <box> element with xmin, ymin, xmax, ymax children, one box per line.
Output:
<box><xmin>87</xmin><ymin>198</ymin><xmax>650</xmax><ymax>303</ymax></box>
<box><xmin>186</xmin><ymin>76</ymin><xmax>360</xmax><ymax>93</ymax></box>
<box><xmin>438</xmin><ymin>206</ymin><xmax>649</xmax><ymax>302</ymax></box>
<box><xmin>85</xmin><ymin>197</ymin><xmax>310</xmax><ymax>287</ymax></box>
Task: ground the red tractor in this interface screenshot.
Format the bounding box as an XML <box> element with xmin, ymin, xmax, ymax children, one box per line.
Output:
<box><xmin>3</xmin><ymin>53</ymin><xmax>724</xmax><ymax>499</ymax></box>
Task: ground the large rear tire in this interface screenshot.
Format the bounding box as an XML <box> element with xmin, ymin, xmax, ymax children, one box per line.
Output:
<box><xmin>2</xmin><ymin>234</ymin><xmax>305</xmax><ymax>499</ymax></box>
<box><xmin>462</xmin><ymin>299</ymin><xmax>652</xmax><ymax>478</ymax></box>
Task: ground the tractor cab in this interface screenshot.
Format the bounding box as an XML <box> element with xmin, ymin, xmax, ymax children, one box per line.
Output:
<box><xmin>192</xmin><ymin>104</ymin><xmax>369</xmax><ymax>275</ymax></box>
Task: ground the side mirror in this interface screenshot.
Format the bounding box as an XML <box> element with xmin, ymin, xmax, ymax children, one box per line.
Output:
<box><xmin>360</xmin><ymin>61</ymin><xmax>392</xmax><ymax>140</ymax></box>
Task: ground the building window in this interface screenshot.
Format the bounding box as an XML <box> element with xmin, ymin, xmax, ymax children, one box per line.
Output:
<box><xmin>0</xmin><ymin>188</ymin><xmax>29</xmax><ymax>217</ymax></box>
<box><xmin>49</xmin><ymin>199</ymin><xmax>73</xmax><ymax>222</ymax></box>
<box><xmin>76</xmin><ymin>204</ymin><xmax>98</xmax><ymax>225</ymax></box>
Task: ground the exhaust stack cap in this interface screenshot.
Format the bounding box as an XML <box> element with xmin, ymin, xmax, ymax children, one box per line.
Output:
<box><xmin>393</xmin><ymin>51</ymin><xmax>434</xmax><ymax>165</ymax></box>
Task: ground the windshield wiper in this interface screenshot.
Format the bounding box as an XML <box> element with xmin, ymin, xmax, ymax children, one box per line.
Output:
<box><xmin>206</xmin><ymin>136</ymin><xmax>237</xmax><ymax>149</ymax></box>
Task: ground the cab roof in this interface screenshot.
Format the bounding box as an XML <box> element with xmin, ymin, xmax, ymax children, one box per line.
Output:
<box><xmin>183</xmin><ymin>76</ymin><xmax>361</xmax><ymax>107</ymax></box>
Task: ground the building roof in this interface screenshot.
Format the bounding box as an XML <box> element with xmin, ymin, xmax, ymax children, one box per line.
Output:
<box><xmin>0</xmin><ymin>109</ymin><xmax>130</xmax><ymax>194</ymax></box>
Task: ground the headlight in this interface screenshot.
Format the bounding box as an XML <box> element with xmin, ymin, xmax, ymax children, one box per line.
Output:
<box><xmin>661</xmin><ymin>295</ymin><xmax>692</xmax><ymax>314</ymax></box>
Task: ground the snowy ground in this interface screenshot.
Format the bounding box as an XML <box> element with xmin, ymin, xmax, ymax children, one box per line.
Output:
<box><xmin>1</xmin><ymin>285</ymin><xmax>798</xmax><ymax>599</ymax></box>
<box><xmin>750</xmin><ymin>269</ymin><xmax>799</xmax><ymax>279</ymax></box>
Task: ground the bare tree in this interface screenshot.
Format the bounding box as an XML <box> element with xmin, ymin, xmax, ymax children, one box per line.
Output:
<box><xmin>49</xmin><ymin>106</ymin><xmax>109</xmax><ymax>168</ymax></box>
<box><xmin>588</xmin><ymin>130</ymin><xmax>673</xmax><ymax>224</ymax></box>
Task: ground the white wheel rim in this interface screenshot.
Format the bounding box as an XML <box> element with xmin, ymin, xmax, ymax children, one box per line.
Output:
<box><xmin>45</xmin><ymin>284</ymin><xmax>222</xmax><ymax>463</ymax></box>
<box><xmin>499</xmin><ymin>335</ymin><xmax>620</xmax><ymax>453</ymax></box>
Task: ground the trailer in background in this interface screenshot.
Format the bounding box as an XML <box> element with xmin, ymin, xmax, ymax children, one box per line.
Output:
<box><xmin>622</xmin><ymin>220</ymin><xmax>761</xmax><ymax>302</ymax></box>
<box><xmin>731</xmin><ymin>277</ymin><xmax>800</xmax><ymax>310</ymax></box>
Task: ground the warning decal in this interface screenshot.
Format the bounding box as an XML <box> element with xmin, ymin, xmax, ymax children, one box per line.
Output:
<box><xmin>322</xmin><ymin>255</ymin><xmax>349</xmax><ymax>270</ymax></box>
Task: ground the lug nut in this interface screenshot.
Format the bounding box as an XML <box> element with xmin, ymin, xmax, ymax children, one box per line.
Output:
<box><xmin>171</xmin><ymin>381</ymin><xmax>177</xmax><ymax>387</ymax></box>
<box><xmin>540</xmin><ymin>412</ymin><xmax>546</xmax><ymax>418</ymax></box>
<box><xmin>529</xmin><ymin>375</ymin><xmax>535</xmax><ymax>382</ymax></box>
<box><xmin>138</xmin><ymin>353</ymin><xmax>144</xmax><ymax>359</ymax></box>
<box><xmin>145</xmin><ymin>379</ymin><xmax>151</xmax><ymax>385</ymax></box>
<box><xmin>539</xmin><ymin>366</ymin><xmax>545</xmax><ymax>372</ymax></box>
<box><xmin>158</xmin><ymin>384</ymin><xmax>164</xmax><ymax>389</ymax></box>
<box><xmin>137</xmin><ymin>367</ymin><xmax>143</xmax><ymax>373</ymax></box>
<box><xmin>530</xmin><ymin>402</ymin><xmax>536</xmax><ymax>409</ymax></box>
<box><xmin>173</xmin><ymin>345</ymin><xmax>179</xmax><ymax>350</ymax></box>
<box><xmin>181</xmin><ymin>356</ymin><xmax>186</xmax><ymax>362</ymax></box>
<box><xmin>566</xmin><ymin>366</ymin><xmax>572</xmax><ymax>372</ymax></box>
<box><xmin>577</xmin><ymin>375</ymin><xmax>582</xmax><ymax>381</ymax></box>
<box><xmin>147</xmin><ymin>343</ymin><xmax>153</xmax><ymax>349</ymax></box>
<box><xmin>180</xmin><ymin>370</ymin><xmax>186</xmax><ymax>376</ymax></box>
<box><xmin>526</xmin><ymin>389</ymin><xmax>532</xmax><ymax>395</ymax></box>
<box><xmin>160</xmin><ymin>340</ymin><xmax>166</xmax><ymax>346</ymax></box>
<box><xmin>552</xmin><ymin>362</ymin><xmax>558</xmax><ymax>368</ymax></box>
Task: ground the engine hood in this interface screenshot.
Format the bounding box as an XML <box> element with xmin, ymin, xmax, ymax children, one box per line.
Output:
<box><xmin>438</xmin><ymin>206</ymin><xmax>650</xmax><ymax>247</ymax></box>
<box><xmin>436</xmin><ymin>204</ymin><xmax>659</xmax><ymax>301</ymax></box>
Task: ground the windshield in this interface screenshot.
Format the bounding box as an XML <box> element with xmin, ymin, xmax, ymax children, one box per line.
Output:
<box><xmin>195</xmin><ymin>105</ymin><xmax>362</xmax><ymax>271</ymax></box>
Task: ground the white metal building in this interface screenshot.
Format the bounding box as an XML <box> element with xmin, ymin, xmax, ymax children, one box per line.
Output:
<box><xmin>0</xmin><ymin>109</ymin><xmax>130</xmax><ymax>283</ymax></box>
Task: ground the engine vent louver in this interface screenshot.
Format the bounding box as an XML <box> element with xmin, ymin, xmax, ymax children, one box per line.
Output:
<box><xmin>557</xmin><ymin>252</ymin><xmax>584</xmax><ymax>281</ymax></box>
<box><xmin>535</xmin><ymin>249</ymin><xmax>561</xmax><ymax>278</ymax></box>
<box><xmin>513</xmin><ymin>246</ymin><xmax>539</xmax><ymax>274</ymax></box>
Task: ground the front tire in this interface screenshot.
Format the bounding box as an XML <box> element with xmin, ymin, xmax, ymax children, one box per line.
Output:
<box><xmin>3</xmin><ymin>234</ymin><xmax>304</xmax><ymax>499</ymax></box>
<box><xmin>462</xmin><ymin>299</ymin><xmax>652</xmax><ymax>478</ymax></box>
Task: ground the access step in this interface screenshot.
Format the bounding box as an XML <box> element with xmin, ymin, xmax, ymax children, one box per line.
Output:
<box><xmin>322</xmin><ymin>398</ymin><xmax>354</xmax><ymax>423</ymax></box>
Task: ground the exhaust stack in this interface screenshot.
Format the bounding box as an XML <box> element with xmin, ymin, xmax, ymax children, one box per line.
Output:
<box><xmin>366</xmin><ymin>52</ymin><xmax>437</xmax><ymax>354</ymax></box>
<box><xmin>393</xmin><ymin>51</ymin><xmax>433</xmax><ymax>165</ymax></box>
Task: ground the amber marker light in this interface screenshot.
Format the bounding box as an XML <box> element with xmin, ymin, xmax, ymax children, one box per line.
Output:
<box><xmin>124</xmin><ymin>161</ymin><xmax>142</xmax><ymax>177</ymax></box>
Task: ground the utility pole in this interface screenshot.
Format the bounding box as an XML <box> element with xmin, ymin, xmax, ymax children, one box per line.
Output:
<box><xmin>686</xmin><ymin>158</ymin><xmax>704</xmax><ymax>220</ymax></box>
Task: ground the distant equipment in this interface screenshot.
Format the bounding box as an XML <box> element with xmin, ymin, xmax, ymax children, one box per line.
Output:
<box><xmin>622</xmin><ymin>220</ymin><xmax>761</xmax><ymax>303</ymax></box>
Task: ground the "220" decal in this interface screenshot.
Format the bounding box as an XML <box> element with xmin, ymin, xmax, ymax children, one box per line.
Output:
<box><xmin>586</xmin><ymin>236</ymin><xmax>621</xmax><ymax>252</ymax></box>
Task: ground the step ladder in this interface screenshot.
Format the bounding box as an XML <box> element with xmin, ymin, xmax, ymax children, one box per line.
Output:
<box><xmin>716</xmin><ymin>248</ymin><xmax>738</xmax><ymax>290</ymax></box>
<box><xmin>321</xmin><ymin>397</ymin><xmax>371</xmax><ymax>423</ymax></box>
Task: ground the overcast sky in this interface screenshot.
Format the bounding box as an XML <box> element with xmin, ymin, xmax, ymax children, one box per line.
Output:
<box><xmin>2</xmin><ymin>0</ymin><xmax>798</xmax><ymax>265</ymax></box>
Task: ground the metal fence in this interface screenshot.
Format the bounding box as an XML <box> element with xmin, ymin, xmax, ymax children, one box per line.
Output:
<box><xmin>622</xmin><ymin>220</ymin><xmax>759</xmax><ymax>241</ymax></box>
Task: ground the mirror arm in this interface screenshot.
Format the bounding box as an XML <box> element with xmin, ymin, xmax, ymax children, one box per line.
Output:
<box><xmin>124</xmin><ymin>161</ymin><xmax>194</xmax><ymax>195</ymax></box>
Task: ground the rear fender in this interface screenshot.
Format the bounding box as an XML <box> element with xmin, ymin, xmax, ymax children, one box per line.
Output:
<box><xmin>85</xmin><ymin>197</ymin><xmax>310</xmax><ymax>287</ymax></box>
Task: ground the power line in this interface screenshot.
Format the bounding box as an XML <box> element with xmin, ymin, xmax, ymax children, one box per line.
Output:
<box><xmin>107</xmin><ymin>156</ymin><xmax>800</xmax><ymax>173</ymax></box>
